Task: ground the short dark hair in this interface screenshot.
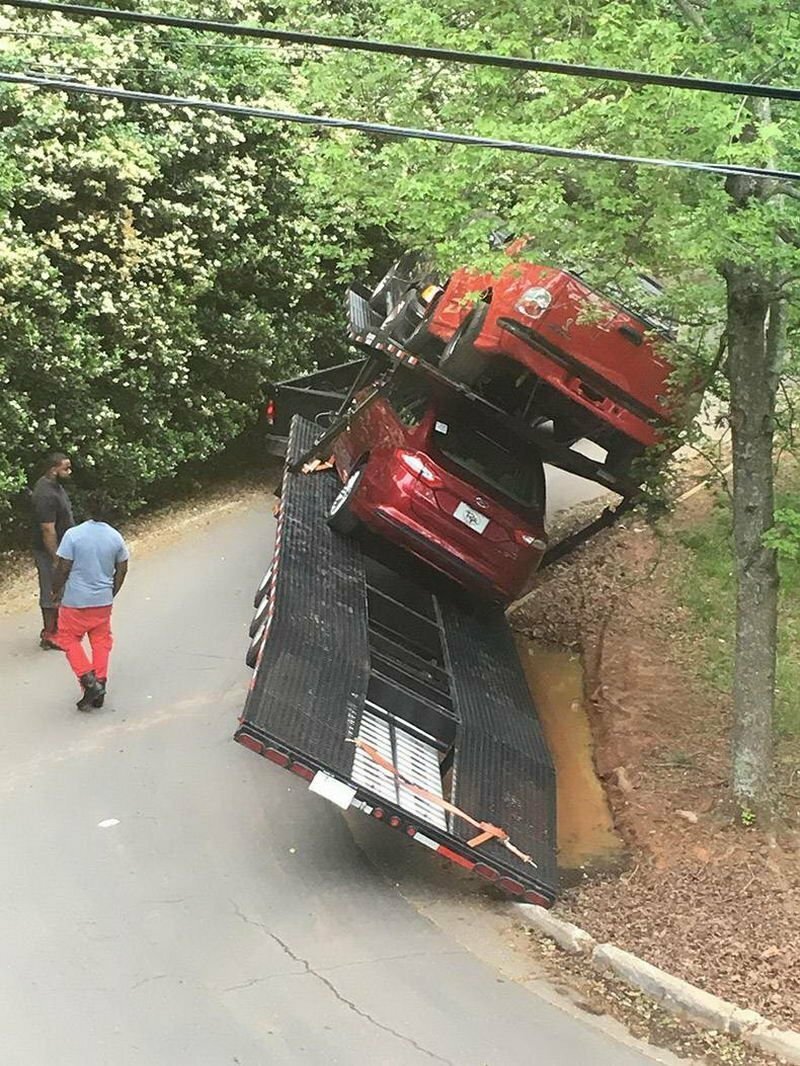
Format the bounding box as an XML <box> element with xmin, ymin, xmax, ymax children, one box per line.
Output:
<box><xmin>83</xmin><ymin>490</ymin><xmax>118</xmax><ymax>525</ymax></box>
<box><xmin>44</xmin><ymin>451</ymin><xmax>69</xmax><ymax>473</ymax></box>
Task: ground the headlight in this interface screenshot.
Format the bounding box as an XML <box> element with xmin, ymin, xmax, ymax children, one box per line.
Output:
<box><xmin>515</xmin><ymin>286</ymin><xmax>552</xmax><ymax>319</ymax></box>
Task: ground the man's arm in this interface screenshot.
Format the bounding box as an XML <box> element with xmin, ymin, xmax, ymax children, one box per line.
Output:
<box><xmin>113</xmin><ymin>559</ymin><xmax>128</xmax><ymax>597</ymax></box>
<box><xmin>41</xmin><ymin>521</ymin><xmax>58</xmax><ymax>560</ymax></box>
<box><xmin>51</xmin><ymin>557</ymin><xmax>73</xmax><ymax>602</ymax></box>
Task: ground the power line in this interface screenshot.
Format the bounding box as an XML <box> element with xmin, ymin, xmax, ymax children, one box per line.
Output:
<box><xmin>2</xmin><ymin>69</ymin><xmax>798</xmax><ymax>182</ymax></box>
<box><xmin>3</xmin><ymin>0</ymin><xmax>800</xmax><ymax>102</ymax></box>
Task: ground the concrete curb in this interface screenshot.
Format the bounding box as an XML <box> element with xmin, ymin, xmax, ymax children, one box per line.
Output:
<box><xmin>515</xmin><ymin>903</ymin><xmax>800</xmax><ymax>1064</ymax></box>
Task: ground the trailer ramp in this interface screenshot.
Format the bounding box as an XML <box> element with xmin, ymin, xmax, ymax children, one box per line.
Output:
<box><xmin>238</xmin><ymin>416</ymin><xmax>557</xmax><ymax>905</ymax></box>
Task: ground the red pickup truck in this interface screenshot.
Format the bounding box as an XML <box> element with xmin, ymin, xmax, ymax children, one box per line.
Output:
<box><xmin>378</xmin><ymin>254</ymin><xmax>685</xmax><ymax>474</ymax></box>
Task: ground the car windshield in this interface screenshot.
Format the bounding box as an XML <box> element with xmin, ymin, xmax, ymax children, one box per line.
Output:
<box><xmin>431</xmin><ymin>420</ymin><xmax>544</xmax><ymax>510</ymax></box>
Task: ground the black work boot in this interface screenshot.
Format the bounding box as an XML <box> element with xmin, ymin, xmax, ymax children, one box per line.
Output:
<box><xmin>92</xmin><ymin>679</ymin><xmax>107</xmax><ymax>709</ymax></box>
<box><xmin>77</xmin><ymin>672</ymin><xmax>105</xmax><ymax>711</ymax></box>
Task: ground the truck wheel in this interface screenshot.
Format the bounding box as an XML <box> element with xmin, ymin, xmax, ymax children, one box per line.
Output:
<box><xmin>246</xmin><ymin>618</ymin><xmax>267</xmax><ymax>669</ymax></box>
<box><xmin>249</xmin><ymin>598</ymin><xmax>270</xmax><ymax>639</ymax></box>
<box><xmin>327</xmin><ymin>465</ymin><xmax>364</xmax><ymax>535</ymax></box>
<box><xmin>382</xmin><ymin>288</ymin><xmax>425</xmax><ymax>344</ymax></box>
<box><xmin>253</xmin><ymin>565</ymin><xmax>273</xmax><ymax>609</ymax></box>
<box><xmin>605</xmin><ymin>436</ymin><xmax>645</xmax><ymax>477</ymax></box>
<box><xmin>368</xmin><ymin>253</ymin><xmax>421</xmax><ymax>316</ymax></box>
<box><xmin>439</xmin><ymin>304</ymin><xmax>490</xmax><ymax>386</ymax></box>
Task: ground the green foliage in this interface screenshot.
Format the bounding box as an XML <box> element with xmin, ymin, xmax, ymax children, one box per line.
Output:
<box><xmin>0</xmin><ymin>3</ymin><xmax>359</xmax><ymax>531</ymax></box>
<box><xmin>764</xmin><ymin>506</ymin><xmax>800</xmax><ymax>559</ymax></box>
<box><xmin>675</xmin><ymin>490</ymin><xmax>800</xmax><ymax>735</ymax></box>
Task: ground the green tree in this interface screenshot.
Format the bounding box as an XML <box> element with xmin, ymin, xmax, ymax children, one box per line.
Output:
<box><xmin>0</xmin><ymin>2</ymin><xmax>358</xmax><ymax>526</ymax></box>
<box><xmin>284</xmin><ymin>0</ymin><xmax>800</xmax><ymax>812</ymax></box>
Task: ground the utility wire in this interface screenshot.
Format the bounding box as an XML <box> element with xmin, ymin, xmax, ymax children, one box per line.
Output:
<box><xmin>3</xmin><ymin>0</ymin><xmax>800</xmax><ymax>102</ymax></box>
<box><xmin>2</xmin><ymin>69</ymin><xmax>798</xmax><ymax>182</ymax></box>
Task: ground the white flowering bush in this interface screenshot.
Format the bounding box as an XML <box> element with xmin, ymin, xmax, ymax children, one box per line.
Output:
<box><xmin>0</xmin><ymin>5</ymin><xmax>359</xmax><ymax>528</ymax></box>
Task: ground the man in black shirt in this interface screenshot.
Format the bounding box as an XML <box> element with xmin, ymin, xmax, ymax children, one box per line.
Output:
<box><xmin>31</xmin><ymin>452</ymin><xmax>74</xmax><ymax>648</ymax></box>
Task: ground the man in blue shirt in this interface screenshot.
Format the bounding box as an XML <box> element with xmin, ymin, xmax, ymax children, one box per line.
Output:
<box><xmin>52</xmin><ymin>492</ymin><xmax>129</xmax><ymax>711</ymax></box>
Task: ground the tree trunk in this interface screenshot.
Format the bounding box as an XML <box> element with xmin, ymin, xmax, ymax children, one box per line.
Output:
<box><xmin>724</xmin><ymin>264</ymin><xmax>778</xmax><ymax>814</ymax></box>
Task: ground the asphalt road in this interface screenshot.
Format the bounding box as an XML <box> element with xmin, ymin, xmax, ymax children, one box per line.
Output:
<box><xmin>0</xmin><ymin>492</ymin><xmax>672</xmax><ymax>1066</ymax></box>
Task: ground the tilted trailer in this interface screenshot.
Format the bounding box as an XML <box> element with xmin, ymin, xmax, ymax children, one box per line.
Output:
<box><xmin>238</xmin><ymin>417</ymin><xmax>559</xmax><ymax>904</ymax></box>
<box><xmin>236</xmin><ymin>284</ymin><xmax>655</xmax><ymax>903</ymax></box>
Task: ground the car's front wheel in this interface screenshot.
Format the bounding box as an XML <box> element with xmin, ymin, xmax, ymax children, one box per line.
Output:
<box><xmin>327</xmin><ymin>465</ymin><xmax>365</xmax><ymax>535</ymax></box>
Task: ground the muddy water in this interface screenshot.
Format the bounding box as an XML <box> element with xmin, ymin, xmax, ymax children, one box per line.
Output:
<box><xmin>516</xmin><ymin>637</ymin><xmax>625</xmax><ymax>874</ymax></box>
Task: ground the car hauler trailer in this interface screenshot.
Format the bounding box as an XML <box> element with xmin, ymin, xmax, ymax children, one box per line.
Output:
<box><xmin>238</xmin><ymin>275</ymin><xmax>662</xmax><ymax>903</ymax></box>
<box><xmin>238</xmin><ymin>416</ymin><xmax>558</xmax><ymax>905</ymax></box>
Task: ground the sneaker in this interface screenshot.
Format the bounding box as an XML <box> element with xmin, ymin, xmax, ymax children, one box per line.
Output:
<box><xmin>40</xmin><ymin>630</ymin><xmax>60</xmax><ymax>650</ymax></box>
<box><xmin>77</xmin><ymin>671</ymin><xmax>105</xmax><ymax>711</ymax></box>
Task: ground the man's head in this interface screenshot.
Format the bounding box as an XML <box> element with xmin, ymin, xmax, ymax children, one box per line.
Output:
<box><xmin>82</xmin><ymin>490</ymin><xmax>118</xmax><ymax>526</ymax></box>
<box><xmin>44</xmin><ymin>452</ymin><xmax>72</xmax><ymax>481</ymax></box>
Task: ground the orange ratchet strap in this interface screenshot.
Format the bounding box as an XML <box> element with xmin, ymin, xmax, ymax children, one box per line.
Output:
<box><xmin>348</xmin><ymin>738</ymin><xmax>536</xmax><ymax>867</ymax></box>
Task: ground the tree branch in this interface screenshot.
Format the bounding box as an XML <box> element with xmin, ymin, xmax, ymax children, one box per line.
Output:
<box><xmin>672</xmin><ymin>0</ymin><xmax>714</xmax><ymax>41</ymax></box>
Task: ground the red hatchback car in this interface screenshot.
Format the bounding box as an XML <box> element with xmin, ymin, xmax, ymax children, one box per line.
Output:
<box><xmin>328</xmin><ymin>368</ymin><xmax>547</xmax><ymax>604</ymax></box>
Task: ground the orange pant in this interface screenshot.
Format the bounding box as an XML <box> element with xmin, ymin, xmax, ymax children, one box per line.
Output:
<box><xmin>56</xmin><ymin>605</ymin><xmax>114</xmax><ymax>682</ymax></box>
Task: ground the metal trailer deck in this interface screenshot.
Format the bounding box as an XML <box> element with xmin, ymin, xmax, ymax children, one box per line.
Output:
<box><xmin>237</xmin><ymin>415</ymin><xmax>558</xmax><ymax>906</ymax></box>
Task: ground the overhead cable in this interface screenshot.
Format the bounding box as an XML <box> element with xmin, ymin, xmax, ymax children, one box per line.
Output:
<box><xmin>1</xmin><ymin>70</ymin><xmax>798</xmax><ymax>182</ymax></box>
<box><xmin>3</xmin><ymin>0</ymin><xmax>800</xmax><ymax>102</ymax></box>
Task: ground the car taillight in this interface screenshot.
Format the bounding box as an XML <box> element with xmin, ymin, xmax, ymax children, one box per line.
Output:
<box><xmin>515</xmin><ymin>286</ymin><xmax>552</xmax><ymax>319</ymax></box>
<box><xmin>513</xmin><ymin>530</ymin><xmax>547</xmax><ymax>549</ymax></box>
<box><xmin>398</xmin><ymin>451</ymin><xmax>441</xmax><ymax>485</ymax></box>
<box><xmin>265</xmin><ymin>398</ymin><xmax>276</xmax><ymax>425</ymax></box>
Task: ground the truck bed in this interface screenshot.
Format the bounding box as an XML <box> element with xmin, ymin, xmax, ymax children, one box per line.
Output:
<box><xmin>237</xmin><ymin>416</ymin><xmax>558</xmax><ymax>904</ymax></box>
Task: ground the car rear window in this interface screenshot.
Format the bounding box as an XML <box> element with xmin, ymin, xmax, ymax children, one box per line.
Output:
<box><xmin>431</xmin><ymin>421</ymin><xmax>544</xmax><ymax>510</ymax></box>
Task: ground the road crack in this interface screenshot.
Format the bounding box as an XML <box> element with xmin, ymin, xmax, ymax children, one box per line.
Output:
<box><xmin>230</xmin><ymin>900</ymin><xmax>455</xmax><ymax>1065</ymax></box>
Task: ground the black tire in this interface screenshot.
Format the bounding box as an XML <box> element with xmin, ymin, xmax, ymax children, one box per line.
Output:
<box><xmin>368</xmin><ymin>253</ymin><xmax>421</xmax><ymax>316</ymax></box>
<box><xmin>439</xmin><ymin>304</ymin><xmax>490</xmax><ymax>386</ymax></box>
<box><xmin>253</xmin><ymin>565</ymin><xmax>273</xmax><ymax>609</ymax></box>
<box><xmin>246</xmin><ymin>616</ymin><xmax>267</xmax><ymax>669</ymax></box>
<box><xmin>382</xmin><ymin>288</ymin><xmax>427</xmax><ymax>345</ymax></box>
<box><xmin>327</xmin><ymin>465</ymin><xmax>365</xmax><ymax>535</ymax></box>
<box><xmin>249</xmin><ymin>598</ymin><xmax>269</xmax><ymax>639</ymax></box>
<box><xmin>604</xmin><ymin>436</ymin><xmax>645</xmax><ymax>477</ymax></box>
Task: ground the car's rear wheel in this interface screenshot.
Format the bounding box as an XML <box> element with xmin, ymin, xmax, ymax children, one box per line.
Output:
<box><xmin>604</xmin><ymin>435</ymin><xmax>645</xmax><ymax>477</ymax></box>
<box><xmin>327</xmin><ymin>465</ymin><xmax>365</xmax><ymax>535</ymax></box>
<box><xmin>438</xmin><ymin>303</ymin><xmax>490</xmax><ymax>386</ymax></box>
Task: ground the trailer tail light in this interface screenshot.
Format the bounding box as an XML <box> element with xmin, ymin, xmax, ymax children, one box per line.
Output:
<box><xmin>372</xmin><ymin>807</ymin><xmax>385</xmax><ymax>820</ymax></box>
<box><xmin>265</xmin><ymin>398</ymin><xmax>276</xmax><ymax>425</ymax></box>
<box><xmin>289</xmin><ymin>761</ymin><xmax>315</xmax><ymax>781</ymax></box>
<box><xmin>237</xmin><ymin>734</ymin><xmax>263</xmax><ymax>756</ymax></box>
<box><xmin>524</xmin><ymin>889</ymin><xmax>552</xmax><ymax>908</ymax></box>
<box><xmin>437</xmin><ymin>846</ymin><xmax>475</xmax><ymax>871</ymax></box>
<box><xmin>474</xmin><ymin>863</ymin><xmax>499</xmax><ymax>881</ymax></box>
<box><xmin>496</xmin><ymin>876</ymin><xmax>525</xmax><ymax>896</ymax></box>
<box><xmin>389</xmin><ymin>815</ymin><xmax>401</xmax><ymax>828</ymax></box>
<box><xmin>406</xmin><ymin>826</ymin><xmax>417</xmax><ymax>837</ymax></box>
<box><xmin>397</xmin><ymin>450</ymin><xmax>441</xmax><ymax>485</ymax></box>
<box><xmin>264</xmin><ymin>747</ymin><xmax>289</xmax><ymax>768</ymax></box>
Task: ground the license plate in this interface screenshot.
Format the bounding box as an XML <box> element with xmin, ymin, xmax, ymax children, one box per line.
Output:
<box><xmin>453</xmin><ymin>502</ymin><xmax>489</xmax><ymax>534</ymax></box>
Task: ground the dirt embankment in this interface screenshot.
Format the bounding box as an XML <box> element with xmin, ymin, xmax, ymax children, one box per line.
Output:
<box><xmin>510</xmin><ymin>505</ymin><xmax>800</xmax><ymax>1032</ymax></box>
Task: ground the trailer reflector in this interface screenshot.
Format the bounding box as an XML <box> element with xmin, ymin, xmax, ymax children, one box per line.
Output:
<box><xmin>437</xmin><ymin>845</ymin><xmax>475</xmax><ymax>871</ymax></box>
<box><xmin>413</xmin><ymin>831</ymin><xmax>439</xmax><ymax>850</ymax></box>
